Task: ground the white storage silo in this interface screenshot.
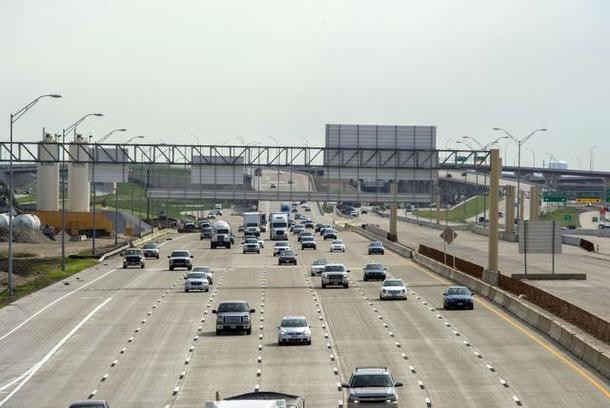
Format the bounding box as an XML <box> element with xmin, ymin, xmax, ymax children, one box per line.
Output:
<box><xmin>68</xmin><ymin>134</ymin><xmax>90</xmax><ymax>212</ymax></box>
<box><xmin>37</xmin><ymin>133</ymin><xmax>60</xmax><ymax>211</ymax></box>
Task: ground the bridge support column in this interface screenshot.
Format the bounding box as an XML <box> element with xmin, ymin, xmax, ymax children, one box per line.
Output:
<box><xmin>435</xmin><ymin>183</ymin><xmax>441</xmax><ymax>225</ymax></box>
<box><xmin>484</xmin><ymin>149</ymin><xmax>502</xmax><ymax>285</ymax></box>
<box><xmin>389</xmin><ymin>181</ymin><xmax>398</xmax><ymax>242</ymax></box>
<box><xmin>529</xmin><ymin>185</ymin><xmax>540</xmax><ymax>221</ymax></box>
<box><xmin>505</xmin><ymin>185</ymin><xmax>515</xmax><ymax>234</ymax></box>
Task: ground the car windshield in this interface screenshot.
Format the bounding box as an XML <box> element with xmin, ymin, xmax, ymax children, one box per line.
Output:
<box><xmin>281</xmin><ymin>318</ymin><xmax>307</xmax><ymax>328</ymax></box>
<box><xmin>325</xmin><ymin>265</ymin><xmax>346</xmax><ymax>272</ymax></box>
<box><xmin>331</xmin><ymin>240</ymin><xmax>343</xmax><ymax>245</ymax></box>
<box><xmin>218</xmin><ymin>303</ymin><xmax>250</xmax><ymax>313</ymax></box>
<box><xmin>143</xmin><ymin>244</ymin><xmax>157</xmax><ymax>249</ymax></box>
<box><xmin>171</xmin><ymin>251</ymin><xmax>190</xmax><ymax>257</ymax></box>
<box><xmin>370</xmin><ymin>242</ymin><xmax>383</xmax><ymax>247</ymax></box>
<box><xmin>448</xmin><ymin>287</ymin><xmax>470</xmax><ymax>295</ymax></box>
<box><xmin>275</xmin><ymin>242</ymin><xmax>288</xmax><ymax>247</ymax></box>
<box><xmin>325</xmin><ymin>229</ymin><xmax>335</xmax><ymax>234</ymax></box>
<box><xmin>282</xmin><ymin>251</ymin><xmax>295</xmax><ymax>256</ymax></box>
<box><xmin>351</xmin><ymin>374</ymin><xmax>393</xmax><ymax>387</ymax></box>
<box><xmin>366</xmin><ymin>264</ymin><xmax>384</xmax><ymax>271</ymax></box>
<box><xmin>192</xmin><ymin>267</ymin><xmax>210</xmax><ymax>273</ymax></box>
<box><xmin>302</xmin><ymin>236</ymin><xmax>314</xmax><ymax>241</ymax></box>
<box><xmin>313</xmin><ymin>259</ymin><xmax>327</xmax><ymax>265</ymax></box>
<box><xmin>245</xmin><ymin>238</ymin><xmax>258</xmax><ymax>243</ymax></box>
<box><xmin>124</xmin><ymin>250</ymin><xmax>140</xmax><ymax>255</ymax></box>
<box><xmin>383</xmin><ymin>280</ymin><xmax>403</xmax><ymax>287</ymax></box>
<box><xmin>187</xmin><ymin>273</ymin><xmax>206</xmax><ymax>280</ymax></box>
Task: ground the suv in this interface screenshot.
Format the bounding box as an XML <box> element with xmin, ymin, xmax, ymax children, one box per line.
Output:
<box><xmin>323</xmin><ymin>228</ymin><xmax>337</xmax><ymax>240</ymax></box>
<box><xmin>213</xmin><ymin>301</ymin><xmax>255</xmax><ymax>335</ymax></box>
<box><xmin>242</xmin><ymin>237</ymin><xmax>261</xmax><ymax>254</ymax></box>
<box><xmin>321</xmin><ymin>263</ymin><xmax>350</xmax><ymax>288</ymax></box>
<box><xmin>342</xmin><ymin>366</ymin><xmax>403</xmax><ymax>407</ymax></box>
<box><xmin>278</xmin><ymin>250</ymin><xmax>298</xmax><ymax>265</ymax></box>
<box><xmin>368</xmin><ymin>241</ymin><xmax>385</xmax><ymax>255</ymax></box>
<box><xmin>362</xmin><ymin>263</ymin><xmax>387</xmax><ymax>281</ymax></box>
<box><xmin>184</xmin><ymin>271</ymin><xmax>210</xmax><ymax>292</ymax></box>
<box><xmin>200</xmin><ymin>226</ymin><xmax>213</xmax><ymax>239</ymax></box>
<box><xmin>301</xmin><ymin>236</ymin><xmax>317</xmax><ymax>250</ymax></box>
<box><xmin>168</xmin><ymin>250</ymin><xmax>193</xmax><ymax>271</ymax></box>
<box><xmin>142</xmin><ymin>243</ymin><xmax>160</xmax><ymax>258</ymax></box>
<box><xmin>122</xmin><ymin>249</ymin><xmax>145</xmax><ymax>269</ymax></box>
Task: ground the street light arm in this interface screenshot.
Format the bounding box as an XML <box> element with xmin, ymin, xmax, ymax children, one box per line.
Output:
<box><xmin>96</xmin><ymin>127</ymin><xmax>127</xmax><ymax>144</ymax></box>
<box><xmin>65</xmin><ymin>113</ymin><xmax>103</xmax><ymax>135</ymax></box>
<box><xmin>456</xmin><ymin>140</ymin><xmax>473</xmax><ymax>149</ymax></box>
<box><xmin>522</xmin><ymin>128</ymin><xmax>547</xmax><ymax>144</ymax></box>
<box><xmin>492</xmin><ymin>127</ymin><xmax>519</xmax><ymax>144</ymax></box>
<box><xmin>462</xmin><ymin>136</ymin><xmax>484</xmax><ymax>149</ymax></box>
<box><xmin>11</xmin><ymin>94</ymin><xmax>62</xmax><ymax>123</ymax></box>
<box><xmin>485</xmin><ymin>136</ymin><xmax>510</xmax><ymax>149</ymax></box>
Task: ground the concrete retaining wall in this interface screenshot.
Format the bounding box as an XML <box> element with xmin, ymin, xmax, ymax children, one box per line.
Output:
<box><xmin>345</xmin><ymin>224</ymin><xmax>610</xmax><ymax>379</ymax></box>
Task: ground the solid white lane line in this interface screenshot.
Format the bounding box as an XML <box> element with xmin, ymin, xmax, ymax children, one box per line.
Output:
<box><xmin>0</xmin><ymin>297</ymin><xmax>112</xmax><ymax>407</ymax></box>
<box><xmin>0</xmin><ymin>370</ymin><xmax>31</xmax><ymax>393</ymax></box>
<box><xmin>0</xmin><ymin>269</ymin><xmax>118</xmax><ymax>343</ymax></box>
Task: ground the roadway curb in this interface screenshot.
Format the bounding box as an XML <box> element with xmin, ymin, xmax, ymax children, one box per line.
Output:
<box><xmin>97</xmin><ymin>229</ymin><xmax>177</xmax><ymax>263</ymax></box>
<box><xmin>342</xmin><ymin>223</ymin><xmax>610</xmax><ymax>380</ymax></box>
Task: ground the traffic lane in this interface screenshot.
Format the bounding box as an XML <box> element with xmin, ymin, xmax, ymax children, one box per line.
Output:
<box><xmin>314</xmin><ymin>281</ymin><xmax>425</xmax><ymax>407</ymax></box>
<box><xmin>0</xmin><ymin>234</ymin><xmax>191</xmax><ymax>400</ymax></box>
<box><xmin>0</xmin><ymin>234</ymin><xmax>205</xmax><ymax>408</ymax></box>
<box><xmin>403</xmin><ymin>264</ymin><xmax>610</xmax><ymax>407</ymax></box>
<box><xmin>260</xmin><ymin>264</ymin><xmax>339</xmax><ymax>407</ymax></box>
<box><xmin>172</xmin><ymin>264</ymin><xmax>262</xmax><ymax>407</ymax></box>
<box><xmin>357</xmin><ymin>212</ymin><xmax>610</xmax><ymax>319</ymax></box>
<box><xmin>323</xmin><ymin>232</ymin><xmax>516</xmax><ymax>407</ymax></box>
<box><xmin>338</xmin><ymin>230</ymin><xmax>610</xmax><ymax>406</ymax></box>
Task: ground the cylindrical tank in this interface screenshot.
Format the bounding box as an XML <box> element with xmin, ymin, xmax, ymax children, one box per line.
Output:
<box><xmin>0</xmin><ymin>213</ymin><xmax>9</xmax><ymax>230</ymax></box>
<box><xmin>37</xmin><ymin>133</ymin><xmax>60</xmax><ymax>211</ymax></box>
<box><xmin>13</xmin><ymin>214</ymin><xmax>42</xmax><ymax>230</ymax></box>
<box><xmin>68</xmin><ymin>134</ymin><xmax>90</xmax><ymax>212</ymax></box>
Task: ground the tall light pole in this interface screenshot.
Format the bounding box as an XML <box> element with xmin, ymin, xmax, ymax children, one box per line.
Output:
<box><xmin>493</xmin><ymin>127</ymin><xmax>547</xmax><ymax>221</ymax></box>
<box><xmin>92</xmin><ymin>128</ymin><xmax>126</xmax><ymax>254</ymax></box>
<box><xmin>61</xmin><ymin>113</ymin><xmax>103</xmax><ymax>270</ymax></box>
<box><xmin>589</xmin><ymin>145</ymin><xmax>596</xmax><ymax>172</ymax></box>
<box><xmin>7</xmin><ymin>93</ymin><xmax>61</xmax><ymax>296</ymax></box>
<box><xmin>463</xmin><ymin>136</ymin><xmax>509</xmax><ymax>225</ymax></box>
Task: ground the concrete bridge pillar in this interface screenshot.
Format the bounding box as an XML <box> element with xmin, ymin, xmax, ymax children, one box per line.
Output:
<box><xmin>529</xmin><ymin>185</ymin><xmax>541</xmax><ymax>221</ymax></box>
<box><xmin>505</xmin><ymin>185</ymin><xmax>515</xmax><ymax>234</ymax></box>
<box><xmin>389</xmin><ymin>180</ymin><xmax>398</xmax><ymax>242</ymax></box>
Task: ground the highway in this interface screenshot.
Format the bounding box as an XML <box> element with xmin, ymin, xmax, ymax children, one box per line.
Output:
<box><xmin>0</xmin><ymin>204</ymin><xmax>608</xmax><ymax>407</ymax></box>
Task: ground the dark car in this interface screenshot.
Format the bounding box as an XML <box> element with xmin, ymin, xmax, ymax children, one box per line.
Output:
<box><xmin>368</xmin><ymin>241</ymin><xmax>385</xmax><ymax>255</ymax></box>
<box><xmin>315</xmin><ymin>223</ymin><xmax>324</xmax><ymax>232</ymax></box>
<box><xmin>362</xmin><ymin>263</ymin><xmax>387</xmax><ymax>281</ymax></box>
<box><xmin>69</xmin><ymin>401</ymin><xmax>111</xmax><ymax>408</ymax></box>
<box><xmin>301</xmin><ymin>236</ymin><xmax>317</xmax><ymax>250</ymax></box>
<box><xmin>304</xmin><ymin>220</ymin><xmax>314</xmax><ymax>228</ymax></box>
<box><xmin>122</xmin><ymin>249</ymin><xmax>145</xmax><ymax>269</ymax></box>
<box><xmin>323</xmin><ymin>228</ymin><xmax>337</xmax><ymax>240</ymax></box>
<box><xmin>443</xmin><ymin>286</ymin><xmax>474</xmax><ymax>310</ymax></box>
<box><xmin>278</xmin><ymin>250</ymin><xmax>298</xmax><ymax>265</ymax></box>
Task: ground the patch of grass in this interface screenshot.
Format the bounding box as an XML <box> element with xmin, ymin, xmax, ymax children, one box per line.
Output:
<box><xmin>415</xmin><ymin>195</ymin><xmax>487</xmax><ymax>223</ymax></box>
<box><xmin>322</xmin><ymin>203</ymin><xmax>334</xmax><ymax>214</ymax></box>
<box><xmin>540</xmin><ymin>207</ymin><xmax>582</xmax><ymax>228</ymax></box>
<box><xmin>0</xmin><ymin>251</ymin><xmax>38</xmax><ymax>260</ymax></box>
<box><xmin>1</xmin><ymin>257</ymin><xmax>97</xmax><ymax>308</ymax></box>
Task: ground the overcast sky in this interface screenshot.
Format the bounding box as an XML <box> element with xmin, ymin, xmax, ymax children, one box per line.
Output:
<box><xmin>1</xmin><ymin>0</ymin><xmax>609</xmax><ymax>170</ymax></box>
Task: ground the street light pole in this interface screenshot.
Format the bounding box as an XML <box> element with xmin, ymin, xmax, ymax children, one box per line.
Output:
<box><xmin>589</xmin><ymin>145</ymin><xmax>597</xmax><ymax>173</ymax></box>
<box><xmin>61</xmin><ymin>113</ymin><xmax>103</xmax><ymax>270</ymax></box>
<box><xmin>7</xmin><ymin>94</ymin><xmax>61</xmax><ymax>296</ymax></box>
<box><xmin>493</xmin><ymin>127</ymin><xmax>547</xmax><ymax>221</ymax></box>
<box><xmin>525</xmin><ymin>147</ymin><xmax>536</xmax><ymax>168</ymax></box>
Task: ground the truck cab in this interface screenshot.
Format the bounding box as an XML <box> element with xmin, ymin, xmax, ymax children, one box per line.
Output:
<box><xmin>211</xmin><ymin>220</ymin><xmax>232</xmax><ymax>249</ymax></box>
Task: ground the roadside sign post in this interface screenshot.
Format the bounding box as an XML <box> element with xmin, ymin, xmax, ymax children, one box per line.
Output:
<box><xmin>519</xmin><ymin>220</ymin><xmax>562</xmax><ymax>276</ymax></box>
<box><xmin>440</xmin><ymin>227</ymin><xmax>457</xmax><ymax>268</ymax></box>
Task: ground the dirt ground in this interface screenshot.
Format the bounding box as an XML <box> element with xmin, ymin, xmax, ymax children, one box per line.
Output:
<box><xmin>0</xmin><ymin>237</ymin><xmax>120</xmax><ymax>258</ymax></box>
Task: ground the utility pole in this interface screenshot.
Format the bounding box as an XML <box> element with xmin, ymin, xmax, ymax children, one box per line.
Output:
<box><xmin>485</xmin><ymin>149</ymin><xmax>502</xmax><ymax>284</ymax></box>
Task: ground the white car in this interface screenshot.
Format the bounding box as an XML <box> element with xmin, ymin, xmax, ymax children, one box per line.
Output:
<box><xmin>273</xmin><ymin>241</ymin><xmax>290</xmax><ymax>256</ymax></box>
<box><xmin>310</xmin><ymin>258</ymin><xmax>328</xmax><ymax>276</ymax></box>
<box><xmin>330</xmin><ymin>239</ymin><xmax>346</xmax><ymax>252</ymax></box>
<box><xmin>184</xmin><ymin>271</ymin><xmax>210</xmax><ymax>292</ymax></box>
<box><xmin>192</xmin><ymin>266</ymin><xmax>214</xmax><ymax>284</ymax></box>
<box><xmin>257</xmin><ymin>238</ymin><xmax>265</xmax><ymax>248</ymax></box>
<box><xmin>379</xmin><ymin>279</ymin><xmax>407</xmax><ymax>300</ymax></box>
<box><xmin>277</xmin><ymin>316</ymin><xmax>311</xmax><ymax>345</ymax></box>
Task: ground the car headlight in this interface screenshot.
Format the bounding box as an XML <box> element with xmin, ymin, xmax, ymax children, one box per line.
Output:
<box><xmin>386</xmin><ymin>394</ymin><xmax>397</xmax><ymax>402</ymax></box>
<box><xmin>243</xmin><ymin>315</ymin><xmax>250</xmax><ymax>322</ymax></box>
<box><xmin>303</xmin><ymin>328</ymin><xmax>311</xmax><ymax>335</ymax></box>
<box><xmin>347</xmin><ymin>395</ymin><xmax>359</xmax><ymax>402</ymax></box>
<box><xmin>216</xmin><ymin>316</ymin><xmax>223</xmax><ymax>323</ymax></box>
<box><xmin>382</xmin><ymin>289</ymin><xmax>389</xmax><ymax>293</ymax></box>
<box><xmin>280</xmin><ymin>329</ymin><xmax>287</xmax><ymax>334</ymax></box>
<box><xmin>342</xmin><ymin>273</ymin><xmax>348</xmax><ymax>277</ymax></box>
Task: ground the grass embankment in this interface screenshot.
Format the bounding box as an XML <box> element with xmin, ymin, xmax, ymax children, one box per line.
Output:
<box><xmin>415</xmin><ymin>195</ymin><xmax>487</xmax><ymax>223</ymax></box>
<box><xmin>322</xmin><ymin>203</ymin><xmax>335</xmax><ymax>214</ymax></box>
<box><xmin>0</xmin><ymin>255</ymin><xmax>97</xmax><ymax>308</ymax></box>
<box><xmin>94</xmin><ymin>182</ymin><xmax>228</xmax><ymax>221</ymax></box>
<box><xmin>540</xmin><ymin>207</ymin><xmax>582</xmax><ymax>228</ymax></box>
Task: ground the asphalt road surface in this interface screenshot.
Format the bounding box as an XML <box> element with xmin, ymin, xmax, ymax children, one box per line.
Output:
<box><xmin>0</xmin><ymin>204</ymin><xmax>608</xmax><ymax>407</ymax></box>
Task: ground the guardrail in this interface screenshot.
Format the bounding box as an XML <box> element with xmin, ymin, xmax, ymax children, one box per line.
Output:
<box><xmin>98</xmin><ymin>228</ymin><xmax>176</xmax><ymax>263</ymax></box>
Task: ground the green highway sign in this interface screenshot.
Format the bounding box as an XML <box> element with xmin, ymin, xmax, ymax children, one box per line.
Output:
<box><xmin>455</xmin><ymin>155</ymin><xmax>468</xmax><ymax>163</ymax></box>
<box><xmin>543</xmin><ymin>192</ymin><xmax>566</xmax><ymax>203</ymax></box>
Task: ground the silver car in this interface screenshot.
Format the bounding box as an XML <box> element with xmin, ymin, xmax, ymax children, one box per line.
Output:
<box><xmin>184</xmin><ymin>271</ymin><xmax>210</xmax><ymax>292</ymax></box>
<box><xmin>379</xmin><ymin>279</ymin><xmax>407</xmax><ymax>300</ymax></box>
<box><xmin>277</xmin><ymin>316</ymin><xmax>311</xmax><ymax>345</ymax></box>
<box><xmin>273</xmin><ymin>241</ymin><xmax>290</xmax><ymax>256</ymax></box>
<box><xmin>310</xmin><ymin>258</ymin><xmax>328</xmax><ymax>276</ymax></box>
<box><xmin>343</xmin><ymin>366</ymin><xmax>403</xmax><ymax>407</ymax></box>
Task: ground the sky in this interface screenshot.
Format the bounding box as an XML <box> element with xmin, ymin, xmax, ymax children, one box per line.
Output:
<box><xmin>1</xmin><ymin>0</ymin><xmax>609</xmax><ymax>170</ymax></box>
